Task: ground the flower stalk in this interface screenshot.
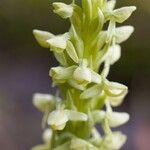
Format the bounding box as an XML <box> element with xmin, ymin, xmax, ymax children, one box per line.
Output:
<box><xmin>32</xmin><ymin>0</ymin><xmax>136</xmax><ymax>149</ymax></box>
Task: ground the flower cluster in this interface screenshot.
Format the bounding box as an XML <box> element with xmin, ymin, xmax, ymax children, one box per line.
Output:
<box><xmin>32</xmin><ymin>0</ymin><xmax>136</xmax><ymax>150</ymax></box>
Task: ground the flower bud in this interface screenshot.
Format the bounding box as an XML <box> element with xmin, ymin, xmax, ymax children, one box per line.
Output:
<box><xmin>32</xmin><ymin>93</ymin><xmax>55</xmax><ymax>112</ymax></box>
<box><xmin>53</xmin><ymin>2</ymin><xmax>73</xmax><ymax>19</ymax></box>
<box><xmin>42</xmin><ymin>129</ymin><xmax>52</xmax><ymax>144</ymax></box>
<box><xmin>33</xmin><ymin>29</ymin><xmax>54</xmax><ymax>48</ymax></box>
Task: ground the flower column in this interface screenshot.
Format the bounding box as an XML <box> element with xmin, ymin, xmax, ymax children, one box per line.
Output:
<box><xmin>32</xmin><ymin>0</ymin><xmax>136</xmax><ymax>150</ymax></box>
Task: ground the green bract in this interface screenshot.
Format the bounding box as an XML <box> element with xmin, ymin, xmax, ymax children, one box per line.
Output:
<box><xmin>32</xmin><ymin>0</ymin><xmax>136</xmax><ymax>150</ymax></box>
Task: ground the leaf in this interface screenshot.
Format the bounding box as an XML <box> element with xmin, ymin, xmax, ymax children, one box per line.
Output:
<box><xmin>33</xmin><ymin>30</ymin><xmax>54</xmax><ymax>48</ymax></box>
<box><xmin>70</xmin><ymin>5</ymin><xmax>83</xmax><ymax>36</ymax></box>
<box><xmin>66</xmin><ymin>40</ymin><xmax>79</xmax><ymax>63</ymax></box>
<box><xmin>89</xmin><ymin>8</ymin><xmax>104</xmax><ymax>39</ymax></box>
<box><xmin>70</xmin><ymin>25</ymin><xmax>84</xmax><ymax>58</ymax></box>
<box><xmin>82</xmin><ymin>0</ymin><xmax>92</xmax><ymax>19</ymax></box>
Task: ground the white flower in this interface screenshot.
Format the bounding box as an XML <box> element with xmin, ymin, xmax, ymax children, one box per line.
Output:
<box><xmin>104</xmin><ymin>80</ymin><xmax>128</xmax><ymax>97</ymax></box>
<box><xmin>107</xmin><ymin>112</ymin><xmax>130</xmax><ymax>128</ymax></box>
<box><xmin>50</xmin><ymin>66</ymin><xmax>76</xmax><ymax>83</ymax></box>
<box><xmin>73</xmin><ymin>66</ymin><xmax>92</xmax><ymax>84</ymax></box>
<box><xmin>47</xmin><ymin>109</ymin><xmax>87</xmax><ymax>130</ymax></box>
<box><xmin>47</xmin><ymin>33</ymin><xmax>69</xmax><ymax>53</ymax></box>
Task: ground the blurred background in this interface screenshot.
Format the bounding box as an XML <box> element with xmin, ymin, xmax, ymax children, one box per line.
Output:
<box><xmin>0</xmin><ymin>0</ymin><xmax>150</xmax><ymax>149</ymax></box>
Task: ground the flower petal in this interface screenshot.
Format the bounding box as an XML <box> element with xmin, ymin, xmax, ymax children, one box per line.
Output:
<box><xmin>33</xmin><ymin>30</ymin><xmax>54</xmax><ymax>48</ymax></box>
<box><xmin>32</xmin><ymin>93</ymin><xmax>56</xmax><ymax>112</ymax></box>
<box><xmin>47</xmin><ymin>33</ymin><xmax>69</xmax><ymax>53</ymax></box>
<box><xmin>104</xmin><ymin>80</ymin><xmax>128</xmax><ymax>97</ymax></box>
<box><xmin>80</xmin><ymin>85</ymin><xmax>102</xmax><ymax>99</ymax></box>
<box><xmin>112</xmin><ymin>6</ymin><xmax>136</xmax><ymax>23</ymax></box>
<box><xmin>53</xmin><ymin>2</ymin><xmax>73</xmax><ymax>19</ymax></box>
<box><xmin>107</xmin><ymin>112</ymin><xmax>130</xmax><ymax>127</ymax></box>
<box><xmin>115</xmin><ymin>26</ymin><xmax>134</xmax><ymax>43</ymax></box>
<box><xmin>47</xmin><ymin>110</ymin><xmax>68</xmax><ymax>130</ymax></box>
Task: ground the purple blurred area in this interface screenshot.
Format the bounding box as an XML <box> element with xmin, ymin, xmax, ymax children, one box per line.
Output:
<box><xmin>0</xmin><ymin>0</ymin><xmax>150</xmax><ymax>149</ymax></box>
